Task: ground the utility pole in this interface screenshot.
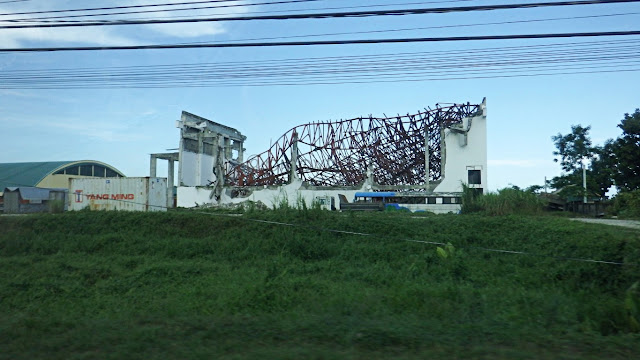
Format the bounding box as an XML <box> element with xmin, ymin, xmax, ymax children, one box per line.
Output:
<box><xmin>582</xmin><ymin>159</ymin><xmax>587</xmax><ymax>204</ymax></box>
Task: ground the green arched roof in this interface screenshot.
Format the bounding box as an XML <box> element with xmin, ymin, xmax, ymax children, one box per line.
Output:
<box><xmin>0</xmin><ymin>161</ymin><xmax>125</xmax><ymax>191</ymax></box>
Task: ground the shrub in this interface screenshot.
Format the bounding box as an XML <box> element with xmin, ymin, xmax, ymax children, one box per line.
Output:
<box><xmin>610</xmin><ymin>190</ymin><xmax>640</xmax><ymax>219</ymax></box>
<box><xmin>461</xmin><ymin>184</ymin><xmax>545</xmax><ymax>216</ymax></box>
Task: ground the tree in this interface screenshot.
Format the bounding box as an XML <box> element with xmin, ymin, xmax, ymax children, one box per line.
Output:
<box><xmin>550</xmin><ymin>125</ymin><xmax>613</xmax><ymax>198</ymax></box>
<box><xmin>552</xmin><ymin>125</ymin><xmax>593</xmax><ymax>173</ymax></box>
<box><xmin>609</xmin><ymin>109</ymin><xmax>640</xmax><ymax>192</ymax></box>
<box><xmin>588</xmin><ymin>144</ymin><xmax>615</xmax><ymax>198</ymax></box>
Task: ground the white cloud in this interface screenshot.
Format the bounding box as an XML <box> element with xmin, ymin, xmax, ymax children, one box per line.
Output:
<box><xmin>0</xmin><ymin>89</ymin><xmax>37</xmax><ymax>97</ymax></box>
<box><xmin>3</xmin><ymin>116</ymin><xmax>148</xmax><ymax>142</ymax></box>
<box><xmin>145</xmin><ymin>22</ymin><xmax>226</xmax><ymax>38</ymax></box>
<box><xmin>488</xmin><ymin>159</ymin><xmax>547</xmax><ymax>168</ymax></box>
<box><xmin>46</xmin><ymin>120</ymin><xmax>148</xmax><ymax>142</ymax></box>
<box><xmin>0</xmin><ymin>0</ymin><xmax>252</xmax><ymax>47</ymax></box>
<box><xmin>0</xmin><ymin>27</ymin><xmax>141</xmax><ymax>48</ymax></box>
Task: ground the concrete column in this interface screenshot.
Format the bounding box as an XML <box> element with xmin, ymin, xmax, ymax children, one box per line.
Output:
<box><xmin>425</xmin><ymin>127</ymin><xmax>430</xmax><ymax>188</ymax></box>
<box><xmin>167</xmin><ymin>160</ymin><xmax>175</xmax><ymax>208</ymax></box>
<box><xmin>150</xmin><ymin>155</ymin><xmax>157</xmax><ymax>177</ymax></box>
<box><xmin>289</xmin><ymin>133</ymin><xmax>298</xmax><ymax>183</ymax></box>
<box><xmin>238</xmin><ymin>142</ymin><xmax>244</xmax><ymax>162</ymax></box>
<box><xmin>224</xmin><ymin>137</ymin><xmax>232</xmax><ymax>159</ymax></box>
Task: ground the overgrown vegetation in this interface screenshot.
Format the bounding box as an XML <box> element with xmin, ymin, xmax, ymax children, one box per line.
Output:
<box><xmin>1</xmin><ymin>210</ymin><xmax>639</xmax><ymax>359</ymax></box>
<box><xmin>461</xmin><ymin>185</ymin><xmax>545</xmax><ymax>215</ymax></box>
<box><xmin>550</xmin><ymin>108</ymin><xmax>640</xmax><ymax>199</ymax></box>
<box><xmin>610</xmin><ymin>189</ymin><xmax>640</xmax><ymax>219</ymax></box>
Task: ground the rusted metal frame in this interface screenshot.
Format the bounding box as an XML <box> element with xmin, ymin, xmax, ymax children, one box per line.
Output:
<box><xmin>225</xmin><ymin>104</ymin><xmax>480</xmax><ymax>187</ymax></box>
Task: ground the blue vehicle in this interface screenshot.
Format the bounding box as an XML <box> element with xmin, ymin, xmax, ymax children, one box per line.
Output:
<box><xmin>338</xmin><ymin>192</ymin><xmax>401</xmax><ymax>211</ymax></box>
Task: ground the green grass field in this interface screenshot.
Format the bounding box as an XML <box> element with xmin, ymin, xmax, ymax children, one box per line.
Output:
<box><xmin>1</xmin><ymin>209</ymin><xmax>639</xmax><ymax>359</ymax></box>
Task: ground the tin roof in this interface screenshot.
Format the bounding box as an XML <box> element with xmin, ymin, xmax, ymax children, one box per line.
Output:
<box><xmin>0</xmin><ymin>161</ymin><xmax>71</xmax><ymax>190</ymax></box>
<box><xmin>0</xmin><ymin>161</ymin><xmax>124</xmax><ymax>192</ymax></box>
<box><xmin>3</xmin><ymin>187</ymin><xmax>67</xmax><ymax>201</ymax></box>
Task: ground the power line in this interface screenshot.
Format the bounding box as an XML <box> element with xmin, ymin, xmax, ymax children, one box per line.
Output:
<box><xmin>0</xmin><ymin>0</ymin><xmax>637</xmax><ymax>29</ymax></box>
<box><xmin>0</xmin><ymin>0</ymin><xmax>328</xmax><ymax>23</ymax></box>
<box><xmin>6</xmin><ymin>38</ymin><xmax>638</xmax><ymax>67</ymax></box>
<box><xmin>3</xmin><ymin>50</ymin><xmax>639</xmax><ymax>87</ymax></box>
<box><xmin>3</xmin><ymin>42</ymin><xmax>639</xmax><ymax>80</ymax></box>
<box><xmin>3</xmin><ymin>30</ymin><xmax>640</xmax><ymax>52</ymax></box>
<box><xmin>0</xmin><ymin>0</ymin><xmax>320</xmax><ymax>17</ymax></box>
<box><xmin>5</xmin><ymin>38</ymin><xmax>637</xmax><ymax>75</ymax></box>
<box><xmin>170</xmin><ymin>12</ymin><xmax>640</xmax><ymax>45</ymax></box>
<box><xmin>0</xmin><ymin>1</ymin><xmax>475</xmax><ymax>22</ymax></box>
<box><xmin>8</xmin><ymin>66</ymin><xmax>639</xmax><ymax>88</ymax></box>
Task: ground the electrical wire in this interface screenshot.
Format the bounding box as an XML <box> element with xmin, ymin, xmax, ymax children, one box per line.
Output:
<box><xmin>2</xmin><ymin>39</ymin><xmax>638</xmax><ymax>79</ymax></box>
<box><xmin>3</xmin><ymin>44</ymin><xmax>639</xmax><ymax>81</ymax></box>
<box><xmin>7</xmin><ymin>37</ymin><xmax>637</xmax><ymax>69</ymax></box>
<box><xmin>3</xmin><ymin>58</ymin><xmax>639</xmax><ymax>88</ymax></box>
<box><xmin>0</xmin><ymin>0</ymin><xmax>321</xmax><ymax>17</ymax></box>
<box><xmin>3</xmin><ymin>30</ymin><xmax>640</xmax><ymax>52</ymax></box>
<box><xmin>168</xmin><ymin>12</ymin><xmax>640</xmax><ymax>45</ymax></box>
<box><xmin>0</xmin><ymin>1</ymin><xmax>477</xmax><ymax>23</ymax></box>
<box><xmin>6</xmin><ymin>66</ymin><xmax>638</xmax><ymax>89</ymax></box>
<box><xmin>0</xmin><ymin>0</ymin><xmax>637</xmax><ymax>29</ymax></box>
<box><xmin>0</xmin><ymin>0</ymin><xmax>329</xmax><ymax>23</ymax></box>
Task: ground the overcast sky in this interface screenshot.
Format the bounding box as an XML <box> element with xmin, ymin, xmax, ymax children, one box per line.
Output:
<box><xmin>1</xmin><ymin>0</ymin><xmax>639</xmax><ymax>190</ymax></box>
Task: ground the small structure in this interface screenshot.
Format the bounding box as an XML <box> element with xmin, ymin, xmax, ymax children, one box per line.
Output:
<box><xmin>2</xmin><ymin>187</ymin><xmax>67</xmax><ymax>214</ymax></box>
<box><xmin>149</xmin><ymin>152</ymin><xmax>178</xmax><ymax>208</ymax></box>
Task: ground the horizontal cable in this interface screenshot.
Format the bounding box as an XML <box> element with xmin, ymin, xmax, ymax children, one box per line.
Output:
<box><xmin>170</xmin><ymin>12</ymin><xmax>640</xmax><ymax>45</ymax></box>
<box><xmin>3</xmin><ymin>64</ymin><xmax>638</xmax><ymax>89</ymax></box>
<box><xmin>0</xmin><ymin>0</ymin><xmax>637</xmax><ymax>29</ymax></box>
<box><xmin>0</xmin><ymin>0</ymin><xmax>318</xmax><ymax>17</ymax></box>
<box><xmin>5</xmin><ymin>38</ymin><xmax>638</xmax><ymax>70</ymax></box>
<box><xmin>0</xmin><ymin>0</ymin><xmax>327</xmax><ymax>22</ymax></box>
<box><xmin>0</xmin><ymin>1</ymin><xmax>475</xmax><ymax>23</ymax></box>
<box><xmin>3</xmin><ymin>47</ymin><xmax>639</xmax><ymax>82</ymax></box>
<box><xmin>3</xmin><ymin>31</ymin><xmax>640</xmax><ymax>52</ymax></box>
<box><xmin>3</xmin><ymin>42</ymin><xmax>638</xmax><ymax>75</ymax></box>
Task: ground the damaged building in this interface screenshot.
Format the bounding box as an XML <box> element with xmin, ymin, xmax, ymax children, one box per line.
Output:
<box><xmin>159</xmin><ymin>99</ymin><xmax>487</xmax><ymax>213</ymax></box>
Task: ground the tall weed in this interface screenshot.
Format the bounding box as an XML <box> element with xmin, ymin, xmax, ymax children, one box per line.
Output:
<box><xmin>610</xmin><ymin>190</ymin><xmax>640</xmax><ymax>219</ymax></box>
<box><xmin>461</xmin><ymin>185</ymin><xmax>545</xmax><ymax>216</ymax></box>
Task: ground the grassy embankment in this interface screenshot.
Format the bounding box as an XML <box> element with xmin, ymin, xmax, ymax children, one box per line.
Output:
<box><xmin>1</xmin><ymin>208</ymin><xmax>639</xmax><ymax>359</ymax></box>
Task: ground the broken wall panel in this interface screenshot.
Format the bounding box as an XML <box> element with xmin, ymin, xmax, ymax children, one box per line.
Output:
<box><xmin>177</xmin><ymin>111</ymin><xmax>246</xmax><ymax>187</ymax></box>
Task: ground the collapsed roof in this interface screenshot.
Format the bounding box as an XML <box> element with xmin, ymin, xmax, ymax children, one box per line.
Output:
<box><xmin>225</xmin><ymin>102</ymin><xmax>482</xmax><ymax>188</ymax></box>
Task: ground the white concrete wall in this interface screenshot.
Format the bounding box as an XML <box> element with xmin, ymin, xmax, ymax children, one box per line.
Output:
<box><xmin>396</xmin><ymin>203</ymin><xmax>461</xmax><ymax>214</ymax></box>
<box><xmin>180</xmin><ymin>151</ymin><xmax>215</xmax><ymax>187</ymax></box>
<box><xmin>434</xmin><ymin>101</ymin><xmax>487</xmax><ymax>193</ymax></box>
<box><xmin>178</xmin><ymin>179</ymin><xmax>368</xmax><ymax>210</ymax></box>
<box><xmin>178</xmin><ymin>183</ymin><xmax>461</xmax><ymax>214</ymax></box>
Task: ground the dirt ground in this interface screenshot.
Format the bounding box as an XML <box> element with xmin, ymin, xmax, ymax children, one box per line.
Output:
<box><xmin>570</xmin><ymin>218</ymin><xmax>640</xmax><ymax>230</ymax></box>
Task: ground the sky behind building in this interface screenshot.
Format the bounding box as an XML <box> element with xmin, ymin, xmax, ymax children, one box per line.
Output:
<box><xmin>1</xmin><ymin>0</ymin><xmax>639</xmax><ymax>190</ymax></box>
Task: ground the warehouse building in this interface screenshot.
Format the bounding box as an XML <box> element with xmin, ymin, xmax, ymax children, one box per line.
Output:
<box><xmin>0</xmin><ymin>161</ymin><xmax>125</xmax><ymax>212</ymax></box>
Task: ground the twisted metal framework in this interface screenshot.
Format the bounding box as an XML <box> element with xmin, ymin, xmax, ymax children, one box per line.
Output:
<box><xmin>225</xmin><ymin>103</ymin><xmax>481</xmax><ymax>187</ymax></box>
